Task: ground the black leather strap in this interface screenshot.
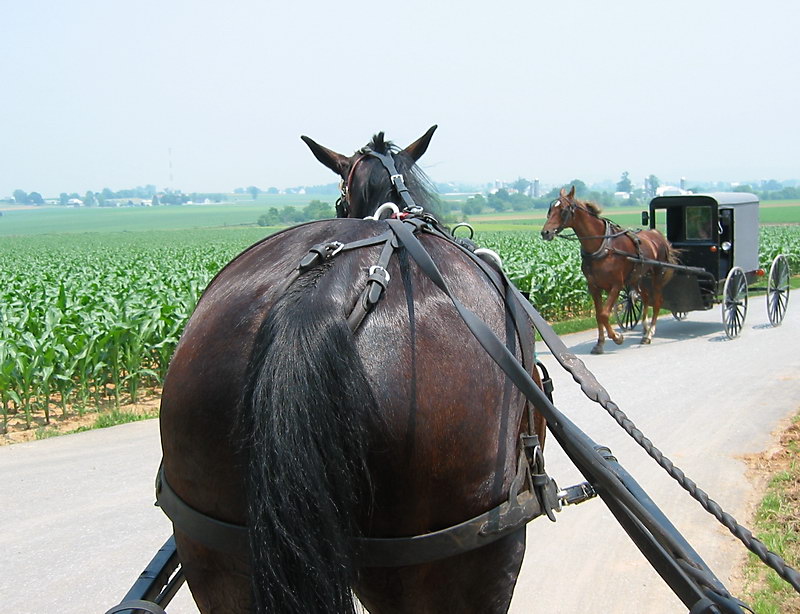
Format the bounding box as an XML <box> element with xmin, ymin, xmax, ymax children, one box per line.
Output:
<box><xmin>364</xmin><ymin>149</ymin><xmax>418</xmax><ymax>211</ymax></box>
<box><xmin>155</xmin><ymin>464</ymin><xmax>248</xmax><ymax>556</ymax></box>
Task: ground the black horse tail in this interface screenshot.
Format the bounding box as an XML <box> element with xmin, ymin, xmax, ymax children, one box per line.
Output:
<box><xmin>240</xmin><ymin>268</ymin><xmax>377</xmax><ymax>614</ymax></box>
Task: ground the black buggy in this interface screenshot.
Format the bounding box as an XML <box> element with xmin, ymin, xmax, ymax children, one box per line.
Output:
<box><xmin>613</xmin><ymin>192</ymin><xmax>791</xmax><ymax>338</ymax></box>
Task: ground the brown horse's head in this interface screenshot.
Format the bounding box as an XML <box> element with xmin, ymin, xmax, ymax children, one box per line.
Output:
<box><xmin>301</xmin><ymin>126</ymin><xmax>438</xmax><ymax>219</ymax></box>
<box><xmin>540</xmin><ymin>186</ymin><xmax>577</xmax><ymax>241</ymax></box>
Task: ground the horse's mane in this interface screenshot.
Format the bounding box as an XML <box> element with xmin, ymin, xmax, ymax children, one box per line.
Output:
<box><xmin>354</xmin><ymin>132</ymin><xmax>441</xmax><ymax>218</ymax></box>
<box><xmin>578</xmin><ymin>198</ymin><xmax>603</xmax><ymax>217</ymax></box>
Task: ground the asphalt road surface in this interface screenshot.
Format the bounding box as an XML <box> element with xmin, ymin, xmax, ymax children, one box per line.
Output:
<box><xmin>2</xmin><ymin>295</ymin><xmax>797</xmax><ymax>614</ymax></box>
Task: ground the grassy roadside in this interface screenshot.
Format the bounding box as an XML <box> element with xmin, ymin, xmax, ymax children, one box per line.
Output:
<box><xmin>33</xmin><ymin>408</ymin><xmax>159</xmax><ymax>441</ymax></box>
<box><xmin>741</xmin><ymin>412</ymin><xmax>800</xmax><ymax>613</ymax></box>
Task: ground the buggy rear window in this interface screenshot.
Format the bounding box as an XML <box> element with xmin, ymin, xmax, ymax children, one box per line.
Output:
<box><xmin>684</xmin><ymin>206</ymin><xmax>712</xmax><ymax>240</ymax></box>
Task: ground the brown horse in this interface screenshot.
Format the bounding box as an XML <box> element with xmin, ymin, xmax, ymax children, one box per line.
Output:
<box><xmin>541</xmin><ymin>187</ymin><xmax>678</xmax><ymax>354</ymax></box>
<box><xmin>159</xmin><ymin>128</ymin><xmax>548</xmax><ymax>613</ymax></box>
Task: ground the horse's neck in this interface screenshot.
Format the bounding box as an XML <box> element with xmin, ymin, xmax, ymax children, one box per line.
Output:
<box><xmin>571</xmin><ymin>210</ymin><xmax>608</xmax><ymax>253</ymax></box>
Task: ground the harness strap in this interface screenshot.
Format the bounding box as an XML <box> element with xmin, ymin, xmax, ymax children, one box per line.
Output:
<box><xmin>156</xmin><ymin>451</ymin><xmax>553</xmax><ymax>568</ymax></box>
<box><xmin>363</xmin><ymin>149</ymin><xmax>418</xmax><ymax>211</ymax></box>
<box><xmin>580</xmin><ymin>219</ymin><xmax>613</xmax><ymax>260</ymax></box>
<box><xmin>155</xmin><ymin>463</ymin><xmax>248</xmax><ymax>556</ymax></box>
<box><xmin>356</xmin><ymin>447</ymin><xmax>547</xmax><ymax>567</ymax></box>
<box><xmin>346</xmin><ymin>235</ymin><xmax>398</xmax><ymax>331</ymax></box>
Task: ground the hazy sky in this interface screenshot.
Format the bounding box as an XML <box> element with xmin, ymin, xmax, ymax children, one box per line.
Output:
<box><xmin>3</xmin><ymin>0</ymin><xmax>798</xmax><ymax>197</ymax></box>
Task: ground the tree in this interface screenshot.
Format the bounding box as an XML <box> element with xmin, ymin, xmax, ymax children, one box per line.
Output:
<box><xmin>152</xmin><ymin>194</ymin><xmax>160</xmax><ymax>206</ymax></box>
<box><xmin>549</xmin><ymin>180</ymin><xmax>588</xmax><ymax>198</ymax></box>
<box><xmin>59</xmin><ymin>192</ymin><xmax>69</xmax><ymax>206</ymax></box>
<box><xmin>567</xmin><ymin>179</ymin><xmax>588</xmax><ymax>197</ymax></box>
<box><xmin>247</xmin><ymin>186</ymin><xmax>261</xmax><ymax>200</ymax></box>
<box><xmin>84</xmin><ymin>191</ymin><xmax>97</xmax><ymax>207</ymax></box>
<box><xmin>257</xmin><ymin>207</ymin><xmax>281</xmax><ymax>226</ymax></box>
<box><xmin>13</xmin><ymin>189</ymin><xmax>28</xmax><ymax>204</ymax></box>
<box><xmin>646</xmin><ymin>175</ymin><xmax>660</xmax><ymax>198</ymax></box>
<box><xmin>304</xmin><ymin>200</ymin><xmax>333</xmax><ymax>220</ymax></box>
<box><xmin>509</xmin><ymin>192</ymin><xmax>533</xmax><ymax>211</ymax></box>
<box><xmin>487</xmin><ymin>189</ymin><xmax>509</xmax><ymax>211</ymax></box>
<box><xmin>462</xmin><ymin>194</ymin><xmax>485</xmax><ymax>215</ymax></box>
<box><xmin>616</xmin><ymin>171</ymin><xmax>633</xmax><ymax>193</ymax></box>
<box><xmin>511</xmin><ymin>178</ymin><xmax>531</xmax><ymax>195</ymax></box>
<box><xmin>28</xmin><ymin>191</ymin><xmax>44</xmax><ymax>205</ymax></box>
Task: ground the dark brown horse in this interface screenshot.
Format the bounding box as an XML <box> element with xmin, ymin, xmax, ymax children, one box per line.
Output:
<box><xmin>159</xmin><ymin>128</ymin><xmax>546</xmax><ymax>613</ymax></box>
<box><xmin>541</xmin><ymin>187</ymin><xmax>678</xmax><ymax>354</ymax></box>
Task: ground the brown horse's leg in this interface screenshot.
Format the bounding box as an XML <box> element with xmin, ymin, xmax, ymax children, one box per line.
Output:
<box><xmin>643</xmin><ymin>271</ymin><xmax>669</xmax><ymax>344</ymax></box>
<box><xmin>639</xmin><ymin>284</ymin><xmax>653</xmax><ymax>344</ymax></box>
<box><xmin>600</xmin><ymin>286</ymin><xmax>625</xmax><ymax>349</ymax></box>
<box><xmin>589</xmin><ymin>284</ymin><xmax>608</xmax><ymax>354</ymax></box>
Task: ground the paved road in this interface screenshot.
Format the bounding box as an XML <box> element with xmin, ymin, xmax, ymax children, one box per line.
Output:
<box><xmin>1</xmin><ymin>296</ymin><xmax>797</xmax><ymax>613</ymax></box>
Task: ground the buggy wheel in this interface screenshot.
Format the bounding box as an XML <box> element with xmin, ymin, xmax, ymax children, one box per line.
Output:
<box><xmin>672</xmin><ymin>311</ymin><xmax>687</xmax><ymax>321</ymax></box>
<box><xmin>767</xmin><ymin>254</ymin><xmax>790</xmax><ymax>327</ymax></box>
<box><xmin>614</xmin><ymin>286</ymin><xmax>642</xmax><ymax>331</ymax></box>
<box><xmin>722</xmin><ymin>267</ymin><xmax>748</xmax><ymax>339</ymax></box>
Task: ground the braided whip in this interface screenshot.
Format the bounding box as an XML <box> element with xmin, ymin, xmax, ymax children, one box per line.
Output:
<box><xmin>555</xmin><ymin>348</ymin><xmax>800</xmax><ymax>593</ymax></box>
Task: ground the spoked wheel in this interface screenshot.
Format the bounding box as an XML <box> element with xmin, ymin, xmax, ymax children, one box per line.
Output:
<box><xmin>767</xmin><ymin>254</ymin><xmax>791</xmax><ymax>327</ymax></box>
<box><xmin>722</xmin><ymin>267</ymin><xmax>748</xmax><ymax>339</ymax></box>
<box><xmin>614</xmin><ymin>286</ymin><xmax>643</xmax><ymax>331</ymax></box>
<box><xmin>672</xmin><ymin>311</ymin><xmax>687</xmax><ymax>321</ymax></box>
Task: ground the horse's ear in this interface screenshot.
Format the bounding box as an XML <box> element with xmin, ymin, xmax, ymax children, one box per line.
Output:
<box><xmin>301</xmin><ymin>136</ymin><xmax>350</xmax><ymax>177</ymax></box>
<box><xmin>567</xmin><ymin>186</ymin><xmax>576</xmax><ymax>199</ymax></box>
<box><xmin>402</xmin><ymin>125</ymin><xmax>438</xmax><ymax>162</ymax></box>
<box><xmin>559</xmin><ymin>187</ymin><xmax>567</xmax><ymax>197</ymax></box>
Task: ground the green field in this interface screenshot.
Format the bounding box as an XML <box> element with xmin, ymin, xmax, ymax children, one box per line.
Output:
<box><xmin>2</xmin><ymin>196</ymin><xmax>799</xmax><ymax>435</ymax></box>
<box><xmin>2</xmin><ymin>198</ymin><xmax>798</xmax><ymax>237</ymax></box>
<box><xmin>0</xmin><ymin>202</ymin><xmax>284</xmax><ymax>236</ymax></box>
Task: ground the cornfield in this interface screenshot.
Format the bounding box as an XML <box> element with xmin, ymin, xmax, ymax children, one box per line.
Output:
<box><xmin>1</xmin><ymin>225</ymin><xmax>797</xmax><ymax>433</ymax></box>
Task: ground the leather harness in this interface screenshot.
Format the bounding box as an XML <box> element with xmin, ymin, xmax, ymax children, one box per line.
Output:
<box><xmin>156</xmin><ymin>151</ymin><xmax>562</xmax><ymax>569</ymax></box>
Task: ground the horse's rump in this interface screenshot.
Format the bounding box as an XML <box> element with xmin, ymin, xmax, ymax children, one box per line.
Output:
<box><xmin>159</xmin><ymin>218</ymin><xmax>532</xmax><ymax>613</ymax></box>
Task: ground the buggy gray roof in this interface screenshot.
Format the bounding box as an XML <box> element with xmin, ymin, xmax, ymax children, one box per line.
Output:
<box><xmin>650</xmin><ymin>192</ymin><xmax>759</xmax><ymax>208</ymax></box>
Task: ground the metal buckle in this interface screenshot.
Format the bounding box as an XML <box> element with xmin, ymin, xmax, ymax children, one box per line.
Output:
<box><xmin>369</xmin><ymin>265</ymin><xmax>390</xmax><ymax>284</ymax></box>
<box><xmin>328</xmin><ymin>241</ymin><xmax>344</xmax><ymax>257</ymax></box>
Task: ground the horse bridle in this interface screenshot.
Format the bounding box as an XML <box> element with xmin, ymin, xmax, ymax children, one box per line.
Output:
<box><xmin>546</xmin><ymin>196</ymin><xmax>578</xmax><ymax>236</ymax></box>
<box><xmin>337</xmin><ymin>148</ymin><xmax>419</xmax><ymax>218</ymax></box>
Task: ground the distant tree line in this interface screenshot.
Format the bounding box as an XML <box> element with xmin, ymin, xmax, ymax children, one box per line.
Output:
<box><xmin>459</xmin><ymin>178</ymin><xmax>638</xmax><ymax>217</ymax></box>
<box><xmin>4</xmin><ymin>185</ymin><xmax>233</xmax><ymax>207</ymax></box>
<box><xmin>236</xmin><ymin>184</ymin><xmax>339</xmax><ymax>200</ymax></box>
<box><xmin>257</xmin><ymin>200</ymin><xmax>334</xmax><ymax>226</ymax></box>
<box><xmin>732</xmin><ymin>182</ymin><xmax>800</xmax><ymax>201</ymax></box>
